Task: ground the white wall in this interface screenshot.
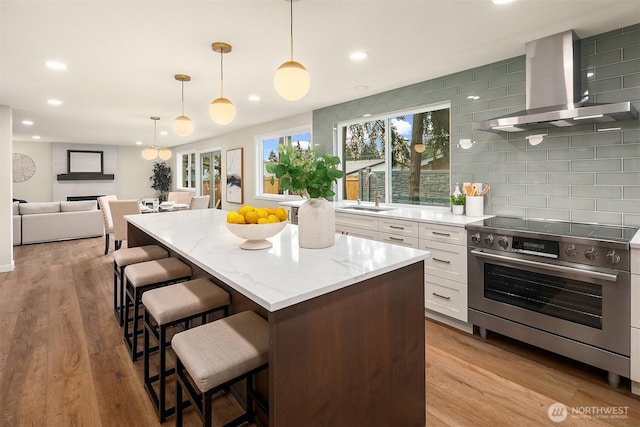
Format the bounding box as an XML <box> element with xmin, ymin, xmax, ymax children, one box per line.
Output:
<box><xmin>117</xmin><ymin>146</ymin><xmax>161</xmax><ymax>200</ymax></box>
<box><xmin>1</xmin><ymin>106</ymin><xmax>14</xmax><ymax>272</ymax></box>
<box><xmin>13</xmin><ymin>140</ymin><xmax>52</xmax><ymax>201</ymax></box>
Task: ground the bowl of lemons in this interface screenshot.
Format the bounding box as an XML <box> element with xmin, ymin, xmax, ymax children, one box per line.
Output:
<box><xmin>225</xmin><ymin>205</ymin><xmax>289</xmax><ymax>250</ymax></box>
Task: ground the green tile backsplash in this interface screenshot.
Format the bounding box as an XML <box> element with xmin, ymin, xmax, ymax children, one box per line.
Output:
<box><xmin>313</xmin><ymin>24</ymin><xmax>640</xmax><ymax>227</ymax></box>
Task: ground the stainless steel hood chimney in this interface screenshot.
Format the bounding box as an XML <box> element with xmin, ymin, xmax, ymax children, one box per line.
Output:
<box><xmin>474</xmin><ymin>30</ymin><xmax>638</xmax><ymax>133</ymax></box>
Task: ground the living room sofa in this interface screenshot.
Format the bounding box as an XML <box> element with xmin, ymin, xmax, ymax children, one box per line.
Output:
<box><xmin>16</xmin><ymin>200</ymin><xmax>104</xmax><ymax>245</ymax></box>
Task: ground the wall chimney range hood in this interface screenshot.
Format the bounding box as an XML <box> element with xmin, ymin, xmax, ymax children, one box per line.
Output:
<box><xmin>474</xmin><ymin>30</ymin><xmax>638</xmax><ymax>133</ymax></box>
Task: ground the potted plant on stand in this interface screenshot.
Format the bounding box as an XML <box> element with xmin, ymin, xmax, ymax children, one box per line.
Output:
<box><xmin>450</xmin><ymin>193</ymin><xmax>465</xmax><ymax>215</ymax></box>
<box><xmin>266</xmin><ymin>142</ymin><xmax>344</xmax><ymax>248</ymax></box>
<box><xmin>150</xmin><ymin>162</ymin><xmax>172</xmax><ymax>201</ymax></box>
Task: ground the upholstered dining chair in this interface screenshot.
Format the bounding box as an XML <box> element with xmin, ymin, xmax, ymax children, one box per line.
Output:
<box><xmin>97</xmin><ymin>195</ymin><xmax>117</xmax><ymax>255</ymax></box>
<box><xmin>167</xmin><ymin>191</ymin><xmax>191</xmax><ymax>205</ymax></box>
<box><xmin>188</xmin><ymin>195</ymin><xmax>210</xmax><ymax>210</ymax></box>
<box><xmin>109</xmin><ymin>199</ymin><xmax>141</xmax><ymax>251</ymax></box>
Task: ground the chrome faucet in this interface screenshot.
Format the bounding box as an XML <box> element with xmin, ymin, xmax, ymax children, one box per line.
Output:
<box><xmin>363</xmin><ymin>171</ymin><xmax>381</xmax><ymax>207</ymax></box>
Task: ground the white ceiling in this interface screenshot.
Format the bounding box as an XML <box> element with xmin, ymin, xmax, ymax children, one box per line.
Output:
<box><xmin>2</xmin><ymin>0</ymin><xmax>639</xmax><ymax>148</ymax></box>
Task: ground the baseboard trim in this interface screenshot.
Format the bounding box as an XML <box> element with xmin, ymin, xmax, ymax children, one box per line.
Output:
<box><xmin>0</xmin><ymin>260</ymin><xmax>15</xmax><ymax>273</ymax></box>
<box><xmin>425</xmin><ymin>309</ymin><xmax>473</xmax><ymax>334</ymax></box>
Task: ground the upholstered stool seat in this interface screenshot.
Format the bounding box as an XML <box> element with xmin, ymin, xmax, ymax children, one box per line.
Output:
<box><xmin>113</xmin><ymin>245</ymin><xmax>169</xmax><ymax>326</ymax></box>
<box><xmin>173</xmin><ymin>311</ymin><xmax>269</xmax><ymax>427</ymax></box>
<box><xmin>123</xmin><ymin>257</ymin><xmax>192</xmax><ymax>361</ymax></box>
<box><xmin>142</xmin><ymin>278</ymin><xmax>230</xmax><ymax>422</ymax></box>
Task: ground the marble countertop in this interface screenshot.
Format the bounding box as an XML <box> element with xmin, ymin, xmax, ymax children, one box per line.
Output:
<box><xmin>279</xmin><ymin>199</ymin><xmax>493</xmax><ymax>227</ymax></box>
<box><xmin>126</xmin><ymin>209</ymin><xmax>429</xmax><ymax>312</ymax></box>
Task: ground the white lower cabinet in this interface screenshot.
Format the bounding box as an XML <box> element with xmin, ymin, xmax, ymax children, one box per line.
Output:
<box><xmin>631</xmin><ymin>256</ymin><xmax>639</xmax><ymax>395</ymax></box>
<box><xmin>336</xmin><ymin>211</ymin><xmax>471</xmax><ymax>331</ymax></box>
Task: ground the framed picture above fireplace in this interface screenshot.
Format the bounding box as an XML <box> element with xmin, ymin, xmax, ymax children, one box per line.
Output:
<box><xmin>68</xmin><ymin>150</ymin><xmax>103</xmax><ymax>174</ymax></box>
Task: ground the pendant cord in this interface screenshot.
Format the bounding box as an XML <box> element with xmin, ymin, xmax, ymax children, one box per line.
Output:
<box><xmin>219</xmin><ymin>51</ymin><xmax>224</xmax><ymax>98</ymax></box>
<box><xmin>180</xmin><ymin>81</ymin><xmax>185</xmax><ymax>116</ymax></box>
<box><xmin>289</xmin><ymin>0</ymin><xmax>294</xmax><ymax>61</ymax></box>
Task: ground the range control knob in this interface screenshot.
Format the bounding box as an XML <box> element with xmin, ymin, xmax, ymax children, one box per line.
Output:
<box><xmin>606</xmin><ymin>251</ymin><xmax>621</xmax><ymax>265</ymax></box>
<box><xmin>484</xmin><ymin>234</ymin><xmax>494</xmax><ymax>245</ymax></box>
<box><xmin>498</xmin><ymin>236</ymin><xmax>509</xmax><ymax>249</ymax></box>
<box><xmin>564</xmin><ymin>245</ymin><xmax>578</xmax><ymax>256</ymax></box>
<box><xmin>584</xmin><ymin>248</ymin><xmax>598</xmax><ymax>261</ymax></box>
<box><xmin>470</xmin><ymin>233</ymin><xmax>481</xmax><ymax>244</ymax></box>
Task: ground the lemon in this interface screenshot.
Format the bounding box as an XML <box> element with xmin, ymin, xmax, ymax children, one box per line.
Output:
<box><xmin>238</xmin><ymin>205</ymin><xmax>254</xmax><ymax>216</ymax></box>
<box><xmin>226</xmin><ymin>211</ymin><xmax>238</xmax><ymax>223</ymax></box>
<box><xmin>275</xmin><ymin>207</ymin><xmax>288</xmax><ymax>221</ymax></box>
<box><xmin>233</xmin><ymin>214</ymin><xmax>246</xmax><ymax>224</ymax></box>
<box><xmin>267</xmin><ymin>214</ymin><xmax>279</xmax><ymax>223</ymax></box>
<box><xmin>257</xmin><ymin>217</ymin><xmax>269</xmax><ymax>224</ymax></box>
<box><xmin>244</xmin><ymin>211</ymin><xmax>259</xmax><ymax>224</ymax></box>
<box><xmin>256</xmin><ymin>207</ymin><xmax>269</xmax><ymax>219</ymax></box>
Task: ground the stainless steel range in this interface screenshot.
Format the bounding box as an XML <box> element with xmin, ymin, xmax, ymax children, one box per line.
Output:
<box><xmin>467</xmin><ymin>217</ymin><xmax>638</xmax><ymax>388</ymax></box>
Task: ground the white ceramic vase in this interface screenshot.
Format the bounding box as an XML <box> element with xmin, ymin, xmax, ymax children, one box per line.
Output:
<box><xmin>297</xmin><ymin>197</ymin><xmax>335</xmax><ymax>249</ymax></box>
<box><xmin>452</xmin><ymin>205</ymin><xmax>464</xmax><ymax>215</ymax></box>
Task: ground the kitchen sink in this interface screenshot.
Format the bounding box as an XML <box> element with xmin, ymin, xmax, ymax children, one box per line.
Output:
<box><xmin>340</xmin><ymin>205</ymin><xmax>396</xmax><ymax>213</ymax></box>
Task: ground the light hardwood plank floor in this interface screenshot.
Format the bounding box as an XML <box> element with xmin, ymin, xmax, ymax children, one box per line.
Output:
<box><xmin>0</xmin><ymin>237</ymin><xmax>638</xmax><ymax>426</ymax></box>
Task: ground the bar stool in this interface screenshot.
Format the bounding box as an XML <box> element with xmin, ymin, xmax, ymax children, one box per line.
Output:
<box><xmin>173</xmin><ymin>311</ymin><xmax>269</xmax><ymax>427</ymax></box>
<box><xmin>113</xmin><ymin>245</ymin><xmax>169</xmax><ymax>326</ymax></box>
<box><xmin>142</xmin><ymin>278</ymin><xmax>231</xmax><ymax>422</ymax></box>
<box><xmin>123</xmin><ymin>257</ymin><xmax>192</xmax><ymax>361</ymax></box>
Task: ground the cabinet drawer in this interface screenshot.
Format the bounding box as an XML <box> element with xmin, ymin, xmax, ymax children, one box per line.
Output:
<box><xmin>632</xmin><ymin>327</ymin><xmax>640</xmax><ymax>382</ymax></box>
<box><xmin>335</xmin><ymin>212</ymin><xmax>379</xmax><ymax>231</ymax></box>
<box><xmin>425</xmin><ymin>277</ymin><xmax>467</xmax><ymax>322</ymax></box>
<box><xmin>419</xmin><ymin>223</ymin><xmax>466</xmax><ymax>246</ymax></box>
<box><xmin>379</xmin><ymin>232</ymin><xmax>419</xmax><ymax>248</ymax></box>
<box><xmin>421</xmin><ymin>240</ymin><xmax>467</xmax><ymax>283</ymax></box>
<box><xmin>379</xmin><ymin>218</ymin><xmax>419</xmax><ymax>238</ymax></box>
<box><xmin>336</xmin><ymin>225</ymin><xmax>379</xmax><ymax>241</ymax></box>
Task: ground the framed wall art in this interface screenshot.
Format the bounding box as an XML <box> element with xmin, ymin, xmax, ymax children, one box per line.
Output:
<box><xmin>226</xmin><ymin>148</ymin><xmax>243</xmax><ymax>204</ymax></box>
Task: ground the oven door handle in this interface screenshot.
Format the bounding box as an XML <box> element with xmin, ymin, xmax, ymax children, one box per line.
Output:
<box><xmin>470</xmin><ymin>249</ymin><xmax>619</xmax><ymax>282</ymax></box>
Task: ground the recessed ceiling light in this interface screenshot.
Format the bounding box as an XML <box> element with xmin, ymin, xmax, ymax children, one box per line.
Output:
<box><xmin>135</xmin><ymin>141</ymin><xmax>143</xmax><ymax>145</ymax></box>
<box><xmin>248</xmin><ymin>94</ymin><xmax>261</xmax><ymax>102</ymax></box>
<box><xmin>32</xmin><ymin>135</ymin><xmax>41</xmax><ymax>140</ymax></box>
<box><xmin>350</xmin><ymin>51</ymin><xmax>368</xmax><ymax>61</ymax></box>
<box><xmin>363</xmin><ymin>113</ymin><xmax>371</xmax><ymax>117</ymax></box>
<box><xmin>46</xmin><ymin>60</ymin><xmax>67</xmax><ymax>70</ymax></box>
<box><xmin>159</xmin><ymin>130</ymin><xmax>168</xmax><ymax>136</ymax></box>
<box><xmin>354</xmin><ymin>85</ymin><xmax>369</xmax><ymax>91</ymax></box>
<box><xmin>47</xmin><ymin>99</ymin><xmax>62</xmax><ymax>106</ymax></box>
<box><xmin>22</xmin><ymin>120</ymin><xmax>34</xmax><ymax>125</ymax></box>
<box><xmin>492</xmin><ymin>0</ymin><xmax>516</xmax><ymax>4</ymax></box>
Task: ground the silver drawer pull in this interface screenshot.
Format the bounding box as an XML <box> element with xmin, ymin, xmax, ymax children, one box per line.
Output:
<box><xmin>389</xmin><ymin>225</ymin><xmax>405</xmax><ymax>230</ymax></box>
<box><xmin>432</xmin><ymin>257</ymin><xmax>450</xmax><ymax>264</ymax></box>
<box><xmin>389</xmin><ymin>236</ymin><xmax>404</xmax><ymax>242</ymax></box>
<box><xmin>432</xmin><ymin>293</ymin><xmax>450</xmax><ymax>300</ymax></box>
<box><xmin>431</xmin><ymin>231</ymin><xmax>450</xmax><ymax>237</ymax></box>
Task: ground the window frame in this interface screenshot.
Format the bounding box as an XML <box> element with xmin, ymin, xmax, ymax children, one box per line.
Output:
<box><xmin>254</xmin><ymin>125</ymin><xmax>313</xmax><ymax>202</ymax></box>
<box><xmin>336</xmin><ymin>101</ymin><xmax>451</xmax><ymax>205</ymax></box>
<box><xmin>176</xmin><ymin>150</ymin><xmax>197</xmax><ymax>191</ymax></box>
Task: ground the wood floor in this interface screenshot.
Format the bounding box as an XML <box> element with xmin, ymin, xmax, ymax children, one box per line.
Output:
<box><xmin>0</xmin><ymin>237</ymin><xmax>638</xmax><ymax>426</ymax></box>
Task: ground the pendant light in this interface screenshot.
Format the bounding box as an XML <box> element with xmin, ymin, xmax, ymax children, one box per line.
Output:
<box><xmin>274</xmin><ymin>0</ymin><xmax>310</xmax><ymax>101</ymax></box>
<box><xmin>142</xmin><ymin>117</ymin><xmax>173</xmax><ymax>161</ymax></box>
<box><xmin>209</xmin><ymin>42</ymin><xmax>236</xmax><ymax>125</ymax></box>
<box><xmin>173</xmin><ymin>74</ymin><xmax>194</xmax><ymax>136</ymax></box>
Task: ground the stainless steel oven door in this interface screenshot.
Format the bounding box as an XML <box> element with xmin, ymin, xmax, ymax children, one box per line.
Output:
<box><xmin>468</xmin><ymin>247</ymin><xmax>630</xmax><ymax>356</ymax></box>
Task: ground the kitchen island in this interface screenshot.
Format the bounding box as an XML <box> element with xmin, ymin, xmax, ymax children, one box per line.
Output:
<box><xmin>126</xmin><ymin>208</ymin><xmax>429</xmax><ymax>426</ymax></box>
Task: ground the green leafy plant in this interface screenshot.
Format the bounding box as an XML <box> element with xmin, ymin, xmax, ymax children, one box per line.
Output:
<box><xmin>266</xmin><ymin>142</ymin><xmax>344</xmax><ymax>199</ymax></box>
<box><xmin>450</xmin><ymin>194</ymin><xmax>465</xmax><ymax>206</ymax></box>
<box><xmin>150</xmin><ymin>162</ymin><xmax>172</xmax><ymax>201</ymax></box>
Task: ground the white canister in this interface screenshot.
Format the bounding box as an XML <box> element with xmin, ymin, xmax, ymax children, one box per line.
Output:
<box><xmin>466</xmin><ymin>196</ymin><xmax>484</xmax><ymax>216</ymax></box>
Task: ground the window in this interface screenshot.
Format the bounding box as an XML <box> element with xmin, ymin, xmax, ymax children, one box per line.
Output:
<box><xmin>255</xmin><ymin>126</ymin><xmax>311</xmax><ymax>200</ymax></box>
<box><xmin>338</xmin><ymin>103</ymin><xmax>450</xmax><ymax>206</ymax></box>
<box><xmin>178</xmin><ymin>152</ymin><xmax>196</xmax><ymax>190</ymax></box>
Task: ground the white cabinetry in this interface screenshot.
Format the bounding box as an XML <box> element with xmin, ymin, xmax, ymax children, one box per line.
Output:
<box><xmin>419</xmin><ymin>223</ymin><xmax>469</xmax><ymax>328</ymax></box>
<box><xmin>335</xmin><ymin>210</ymin><xmax>471</xmax><ymax>333</ymax></box>
<box><xmin>631</xmin><ymin>248</ymin><xmax>640</xmax><ymax>396</ymax></box>
<box><xmin>335</xmin><ymin>212</ymin><xmax>379</xmax><ymax>240</ymax></box>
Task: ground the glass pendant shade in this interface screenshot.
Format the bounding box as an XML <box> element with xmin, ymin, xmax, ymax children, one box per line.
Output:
<box><xmin>209</xmin><ymin>97</ymin><xmax>236</xmax><ymax>125</ymax></box>
<box><xmin>274</xmin><ymin>61</ymin><xmax>310</xmax><ymax>101</ymax></box>
<box><xmin>142</xmin><ymin>147</ymin><xmax>158</xmax><ymax>160</ymax></box>
<box><xmin>158</xmin><ymin>147</ymin><xmax>173</xmax><ymax>160</ymax></box>
<box><xmin>173</xmin><ymin>115</ymin><xmax>194</xmax><ymax>136</ymax></box>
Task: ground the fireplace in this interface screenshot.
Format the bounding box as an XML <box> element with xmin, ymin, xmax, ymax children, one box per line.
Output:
<box><xmin>67</xmin><ymin>195</ymin><xmax>104</xmax><ymax>202</ymax></box>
